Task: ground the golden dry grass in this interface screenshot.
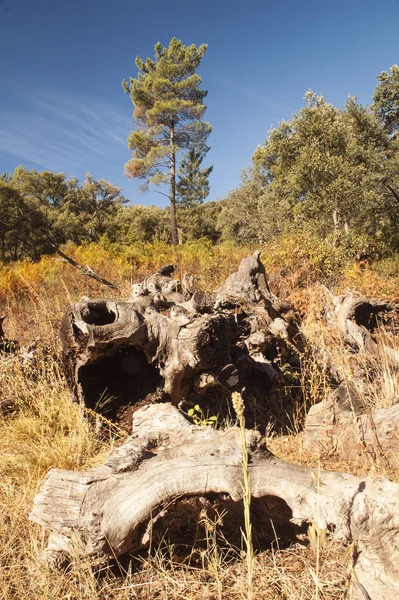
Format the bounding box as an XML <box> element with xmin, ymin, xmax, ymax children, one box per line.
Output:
<box><xmin>1</xmin><ymin>239</ymin><xmax>399</xmax><ymax>600</ymax></box>
<box><xmin>0</xmin><ymin>346</ymin><xmax>351</xmax><ymax>600</ymax></box>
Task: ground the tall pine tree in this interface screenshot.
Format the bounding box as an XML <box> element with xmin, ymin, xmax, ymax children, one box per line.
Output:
<box><xmin>176</xmin><ymin>150</ymin><xmax>213</xmax><ymax>208</ymax></box>
<box><xmin>122</xmin><ymin>38</ymin><xmax>211</xmax><ymax>244</ymax></box>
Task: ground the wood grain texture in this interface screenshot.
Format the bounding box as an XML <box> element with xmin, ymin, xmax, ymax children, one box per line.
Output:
<box><xmin>31</xmin><ymin>403</ymin><xmax>399</xmax><ymax>599</ymax></box>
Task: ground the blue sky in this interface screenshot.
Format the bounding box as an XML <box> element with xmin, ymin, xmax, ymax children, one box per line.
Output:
<box><xmin>0</xmin><ymin>0</ymin><xmax>398</xmax><ymax>206</ymax></box>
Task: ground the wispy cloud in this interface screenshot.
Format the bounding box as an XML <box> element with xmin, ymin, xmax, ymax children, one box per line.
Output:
<box><xmin>0</xmin><ymin>79</ymin><xmax>131</xmax><ymax>177</ymax></box>
<box><xmin>217</xmin><ymin>76</ymin><xmax>270</xmax><ymax>105</ymax></box>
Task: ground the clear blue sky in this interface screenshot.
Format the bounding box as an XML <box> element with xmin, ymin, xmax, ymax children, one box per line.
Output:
<box><xmin>0</xmin><ymin>0</ymin><xmax>398</xmax><ymax>206</ymax></box>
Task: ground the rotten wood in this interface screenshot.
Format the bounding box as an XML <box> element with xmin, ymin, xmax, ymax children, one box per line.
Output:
<box><xmin>30</xmin><ymin>254</ymin><xmax>399</xmax><ymax>598</ymax></box>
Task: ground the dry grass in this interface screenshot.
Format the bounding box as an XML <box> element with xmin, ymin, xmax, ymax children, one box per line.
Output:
<box><xmin>1</xmin><ymin>240</ymin><xmax>399</xmax><ymax>599</ymax></box>
<box><xmin>0</xmin><ymin>349</ymin><xmax>111</xmax><ymax>600</ymax></box>
<box><xmin>0</xmin><ymin>240</ymin><xmax>251</xmax><ymax>346</ymax></box>
<box><xmin>0</xmin><ymin>346</ymin><xmax>350</xmax><ymax>600</ymax></box>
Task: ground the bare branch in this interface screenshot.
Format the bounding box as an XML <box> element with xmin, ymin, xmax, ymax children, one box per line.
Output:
<box><xmin>54</xmin><ymin>246</ymin><xmax>119</xmax><ymax>290</ymax></box>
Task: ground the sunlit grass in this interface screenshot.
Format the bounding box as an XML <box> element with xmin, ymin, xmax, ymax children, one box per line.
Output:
<box><xmin>1</xmin><ymin>236</ymin><xmax>399</xmax><ymax>599</ymax></box>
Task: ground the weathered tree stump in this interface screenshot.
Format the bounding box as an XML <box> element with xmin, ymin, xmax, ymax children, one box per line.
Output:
<box><xmin>30</xmin><ymin>402</ymin><xmax>399</xmax><ymax>600</ymax></box>
<box><xmin>60</xmin><ymin>252</ymin><xmax>297</xmax><ymax>430</ymax></box>
<box><xmin>30</xmin><ymin>255</ymin><xmax>399</xmax><ymax>598</ymax></box>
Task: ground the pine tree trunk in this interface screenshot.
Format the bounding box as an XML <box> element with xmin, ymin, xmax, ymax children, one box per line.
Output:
<box><xmin>169</xmin><ymin>124</ymin><xmax>179</xmax><ymax>245</ymax></box>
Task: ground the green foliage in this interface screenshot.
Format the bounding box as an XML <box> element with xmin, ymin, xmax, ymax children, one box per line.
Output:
<box><xmin>12</xmin><ymin>167</ymin><xmax>70</xmax><ymax>209</ymax></box>
<box><xmin>254</xmin><ymin>94</ymin><xmax>381</xmax><ymax>237</ymax></box>
<box><xmin>0</xmin><ymin>177</ymin><xmax>54</xmax><ymax>262</ymax></box>
<box><xmin>4</xmin><ymin>64</ymin><xmax>399</xmax><ymax>271</ymax></box>
<box><xmin>176</xmin><ymin>149</ymin><xmax>213</xmax><ymax>207</ymax></box>
<box><xmin>216</xmin><ymin>68</ymin><xmax>399</xmax><ymax>255</ymax></box>
<box><xmin>217</xmin><ymin>169</ymin><xmax>289</xmax><ymax>245</ymax></box>
<box><xmin>123</xmin><ymin>37</ymin><xmax>211</xmax><ymax>244</ymax></box>
<box><xmin>244</xmin><ymin>88</ymin><xmax>399</xmax><ymax>252</ymax></box>
<box><xmin>114</xmin><ymin>204</ymin><xmax>170</xmax><ymax>244</ymax></box>
<box><xmin>54</xmin><ymin>173</ymin><xmax>126</xmax><ymax>243</ymax></box>
<box><xmin>177</xmin><ymin>201</ymin><xmax>222</xmax><ymax>243</ymax></box>
<box><xmin>372</xmin><ymin>65</ymin><xmax>399</xmax><ymax>134</ymax></box>
<box><xmin>0</xmin><ymin>168</ymin><xmax>126</xmax><ymax>263</ymax></box>
<box><xmin>187</xmin><ymin>404</ymin><xmax>218</xmax><ymax>426</ymax></box>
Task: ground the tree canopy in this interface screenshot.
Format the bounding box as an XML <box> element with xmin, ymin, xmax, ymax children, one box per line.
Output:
<box><xmin>372</xmin><ymin>64</ymin><xmax>399</xmax><ymax>135</ymax></box>
<box><xmin>0</xmin><ymin>168</ymin><xmax>126</xmax><ymax>262</ymax></box>
<box><xmin>253</xmin><ymin>94</ymin><xmax>385</xmax><ymax>236</ymax></box>
<box><xmin>122</xmin><ymin>37</ymin><xmax>212</xmax><ymax>244</ymax></box>
<box><xmin>176</xmin><ymin>149</ymin><xmax>213</xmax><ymax>208</ymax></box>
<box><xmin>221</xmin><ymin>87</ymin><xmax>397</xmax><ymax>253</ymax></box>
<box><xmin>2</xmin><ymin>63</ymin><xmax>399</xmax><ymax>266</ymax></box>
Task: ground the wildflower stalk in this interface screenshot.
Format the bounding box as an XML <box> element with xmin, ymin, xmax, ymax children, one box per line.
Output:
<box><xmin>232</xmin><ymin>391</ymin><xmax>254</xmax><ymax>600</ymax></box>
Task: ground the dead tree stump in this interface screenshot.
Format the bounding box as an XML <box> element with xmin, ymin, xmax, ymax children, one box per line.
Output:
<box><xmin>30</xmin><ymin>255</ymin><xmax>399</xmax><ymax>598</ymax></box>
<box><xmin>60</xmin><ymin>252</ymin><xmax>298</xmax><ymax>430</ymax></box>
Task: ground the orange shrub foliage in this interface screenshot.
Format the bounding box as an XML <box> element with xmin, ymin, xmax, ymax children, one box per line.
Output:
<box><xmin>1</xmin><ymin>235</ymin><xmax>399</xmax><ymax>344</ymax></box>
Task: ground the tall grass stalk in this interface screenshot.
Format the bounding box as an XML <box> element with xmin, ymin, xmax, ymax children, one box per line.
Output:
<box><xmin>231</xmin><ymin>391</ymin><xmax>254</xmax><ymax>600</ymax></box>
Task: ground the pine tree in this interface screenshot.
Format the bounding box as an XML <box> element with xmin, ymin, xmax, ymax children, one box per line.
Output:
<box><xmin>122</xmin><ymin>38</ymin><xmax>211</xmax><ymax>244</ymax></box>
<box><xmin>176</xmin><ymin>149</ymin><xmax>213</xmax><ymax>208</ymax></box>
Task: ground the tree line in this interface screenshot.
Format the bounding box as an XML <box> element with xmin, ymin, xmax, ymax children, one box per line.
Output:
<box><xmin>0</xmin><ymin>165</ymin><xmax>221</xmax><ymax>262</ymax></box>
<box><xmin>1</xmin><ymin>37</ymin><xmax>399</xmax><ymax>263</ymax></box>
<box><xmin>219</xmin><ymin>65</ymin><xmax>399</xmax><ymax>257</ymax></box>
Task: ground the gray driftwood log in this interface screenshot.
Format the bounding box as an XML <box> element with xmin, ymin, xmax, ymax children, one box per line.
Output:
<box><xmin>30</xmin><ymin>402</ymin><xmax>399</xmax><ymax>600</ymax></box>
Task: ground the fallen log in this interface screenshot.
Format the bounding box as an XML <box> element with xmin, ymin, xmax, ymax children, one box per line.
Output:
<box><xmin>30</xmin><ymin>402</ymin><xmax>399</xmax><ymax>600</ymax></box>
<box><xmin>324</xmin><ymin>288</ymin><xmax>399</xmax><ymax>362</ymax></box>
<box><xmin>303</xmin><ymin>382</ymin><xmax>399</xmax><ymax>463</ymax></box>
